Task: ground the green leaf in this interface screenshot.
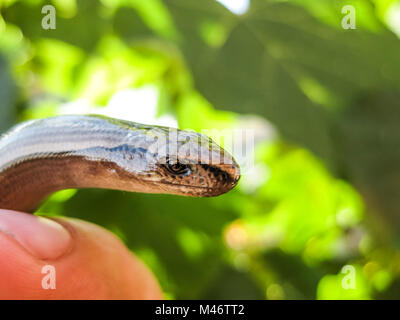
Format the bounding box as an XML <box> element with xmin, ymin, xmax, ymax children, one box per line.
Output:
<box><xmin>163</xmin><ymin>0</ymin><xmax>400</xmax><ymax>169</ymax></box>
<box><xmin>0</xmin><ymin>54</ymin><xmax>16</xmax><ymax>132</ymax></box>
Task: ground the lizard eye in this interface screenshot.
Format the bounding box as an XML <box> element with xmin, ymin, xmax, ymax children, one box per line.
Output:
<box><xmin>165</xmin><ymin>161</ymin><xmax>191</xmax><ymax>176</ymax></box>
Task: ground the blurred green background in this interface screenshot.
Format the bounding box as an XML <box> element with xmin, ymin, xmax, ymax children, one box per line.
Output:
<box><xmin>1</xmin><ymin>0</ymin><xmax>400</xmax><ymax>299</ymax></box>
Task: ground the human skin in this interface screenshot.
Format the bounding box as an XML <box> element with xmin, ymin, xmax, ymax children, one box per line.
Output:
<box><xmin>0</xmin><ymin>210</ymin><xmax>163</xmax><ymax>299</ymax></box>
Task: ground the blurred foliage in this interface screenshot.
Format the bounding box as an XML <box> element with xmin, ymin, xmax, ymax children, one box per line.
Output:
<box><xmin>1</xmin><ymin>0</ymin><xmax>400</xmax><ymax>299</ymax></box>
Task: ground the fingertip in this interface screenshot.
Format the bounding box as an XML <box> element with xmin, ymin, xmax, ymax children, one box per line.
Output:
<box><xmin>54</xmin><ymin>217</ymin><xmax>164</xmax><ymax>299</ymax></box>
<box><xmin>0</xmin><ymin>210</ymin><xmax>72</xmax><ymax>260</ymax></box>
<box><xmin>0</xmin><ymin>211</ymin><xmax>163</xmax><ymax>299</ymax></box>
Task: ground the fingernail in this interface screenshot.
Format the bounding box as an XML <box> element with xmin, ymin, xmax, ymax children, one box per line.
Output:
<box><xmin>0</xmin><ymin>210</ymin><xmax>72</xmax><ymax>260</ymax></box>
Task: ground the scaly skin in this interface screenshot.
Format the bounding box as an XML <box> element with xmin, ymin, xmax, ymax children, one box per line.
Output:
<box><xmin>0</xmin><ymin>115</ymin><xmax>240</xmax><ymax>212</ymax></box>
